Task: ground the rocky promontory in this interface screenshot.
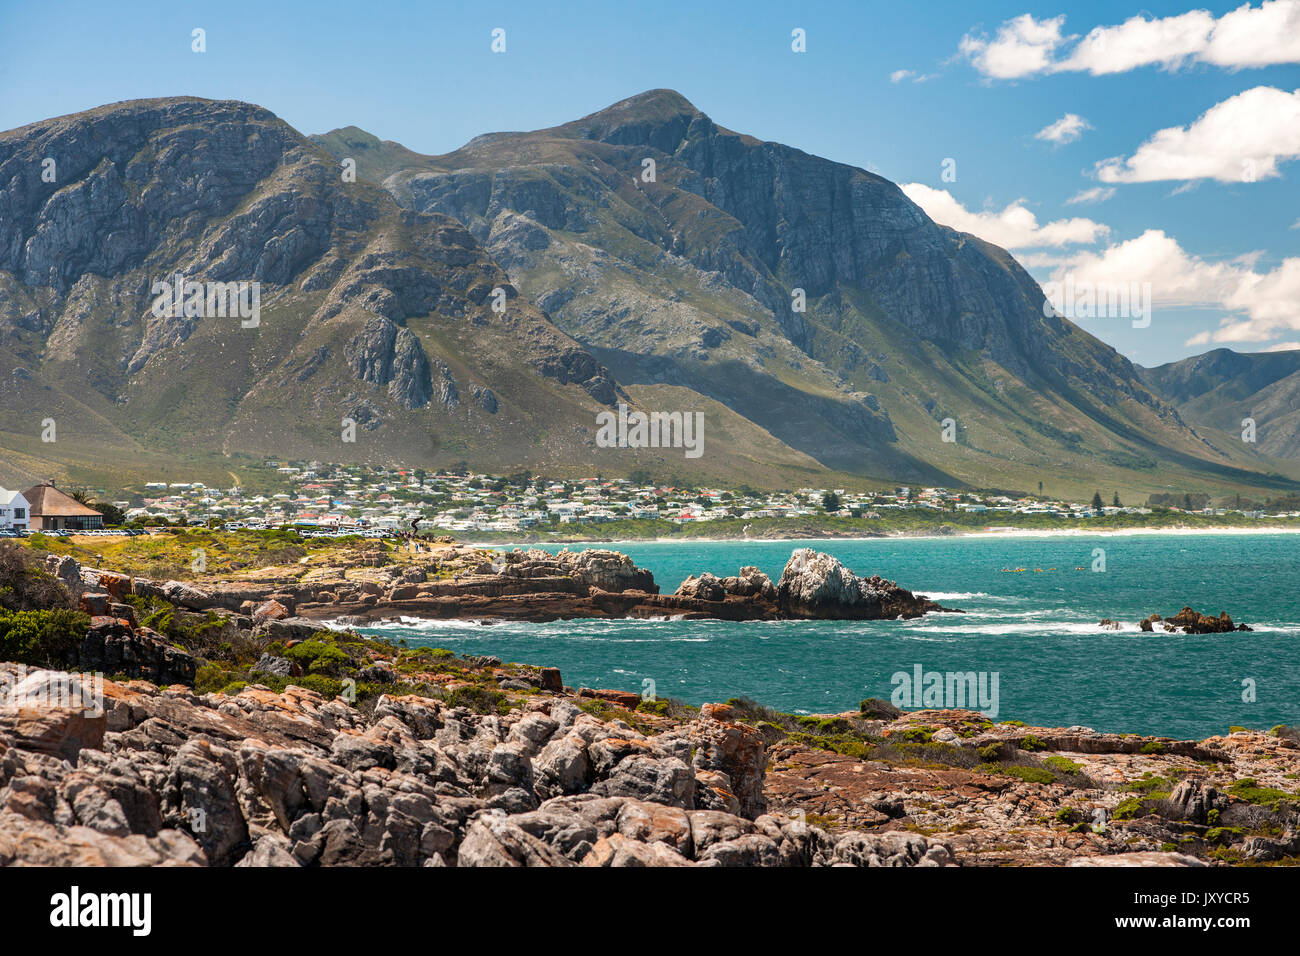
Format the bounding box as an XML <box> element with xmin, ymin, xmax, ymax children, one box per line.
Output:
<box><xmin>45</xmin><ymin>544</ymin><xmax>952</xmax><ymax>626</ymax></box>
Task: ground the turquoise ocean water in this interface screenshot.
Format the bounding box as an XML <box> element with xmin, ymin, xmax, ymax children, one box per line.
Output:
<box><xmin>358</xmin><ymin>534</ymin><xmax>1300</xmax><ymax>739</ymax></box>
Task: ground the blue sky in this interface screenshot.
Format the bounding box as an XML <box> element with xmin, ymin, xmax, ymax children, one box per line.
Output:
<box><xmin>2</xmin><ymin>0</ymin><xmax>1297</xmax><ymax>366</ymax></box>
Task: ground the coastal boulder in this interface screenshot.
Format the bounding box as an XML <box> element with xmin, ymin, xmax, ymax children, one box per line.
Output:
<box><xmin>1166</xmin><ymin>607</ymin><xmax>1246</xmax><ymax>634</ymax></box>
<box><xmin>675</xmin><ymin>573</ymin><xmax>726</xmax><ymax>602</ymax></box>
<box><xmin>722</xmin><ymin>567</ymin><xmax>777</xmax><ymax>601</ymax></box>
<box><xmin>675</xmin><ymin>567</ymin><xmax>776</xmax><ymax>603</ymax></box>
<box><xmin>45</xmin><ymin>555</ymin><xmax>85</xmax><ymax>597</ymax></box>
<box><xmin>558</xmin><ymin>549</ymin><xmax>657</xmax><ymax>594</ymax></box>
<box><xmin>252</xmin><ymin>654</ymin><xmax>301</xmax><ymax>679</ymax></box>
<box><xmin>160</xmin><ymin>580</ymin><xmax>214</xmax><ymax>611</ymax></box>
<box><xmin>776</xmin><ymin>549</ymin><xmax>942</xmax><ymax>620</ymax></box>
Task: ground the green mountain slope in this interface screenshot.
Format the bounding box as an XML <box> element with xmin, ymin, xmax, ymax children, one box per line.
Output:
<box><xmin>1139</xmin><ymin>348</ymin><xmax>1300</xmax><ymax>462</ymax></box>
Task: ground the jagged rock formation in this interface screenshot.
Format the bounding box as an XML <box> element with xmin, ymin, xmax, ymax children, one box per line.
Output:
<box><xmin>776</xmin><ymin>548</ymin><xmax>943</xmax><ymax>620</ymax></box>
<box><xmin>1134</xmin><ymin>608</ymin><xmax>1253</xmax><ymax>633</ymax></box>
<box><xmin>0</xmin><ymin>662</ymin><xmax>956</xmax><ymax>867</ymax></box>
<box><xmin>33</xmin><ymin>549</ymin><xmax>949</xmax><ymax>626</ymax></box>
<box><xmin>676</xmin><ymin>566</ymin><xmax>778</xmax><ymax>603</ymax></box>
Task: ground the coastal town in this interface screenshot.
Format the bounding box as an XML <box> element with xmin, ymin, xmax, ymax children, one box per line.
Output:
<box><xmin>2</xmin><ymin>462</ymin><xmax>1295</xmax><ymax>539</ymax></box>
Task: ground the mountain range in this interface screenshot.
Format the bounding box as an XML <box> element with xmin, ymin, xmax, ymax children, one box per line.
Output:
<box><xmin>1</xmin><ymin>90</ymin><xmax>1295</xmax><ymax>498</ymax></box>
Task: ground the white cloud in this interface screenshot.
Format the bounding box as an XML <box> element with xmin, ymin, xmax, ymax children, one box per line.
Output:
<box><xmin>1059</xmin><ymin>10</ymin><xmax>1217</xmax><ymax>74</ymax></box>
<box><xmin>900</xmin><ymin>183</ymin><xmax>1109</xmax><ymax>248</ymax></box>
<box><xmin>959</xmin><ymin>14</ymin><xmax>1067</xmax><ymax>79</ymax></box>
<box><xmin>1065</xmin><ymin>186</ymin><xmax>1116</xmax><ymax>205</ymax></box>
<box><xmin>1036</xmin><ymin>113</ymin><xmax>1092</xmax><ymax>144</ymax></box>
<box><xmin>890</xmin><ymin>69</ymin><xmax>937</xmax><ymax>83</ymax></box>
<box><xmin>1046</xmin><ymin>229</ymin><xmax>1300</xmax><ymax>343</ymax></box>
<box><xmin>1262</xmin><ymin>341</ymin><xmax>1300</xmax><ymax>351</ymax></box>
<box><xmin>1096</xmin><ymin>86</ymin><xmax>1300</xmax><ymax>183</ymax></box>
<box><xmin>961</xmin><ymin>1</ymin><xmax>1300</xmax><ymax>78</ymax></box>
<box><xmin>1203</xmin><ymin>0</ymin><xmax>1300</xmax><ymax>67</ymax></box>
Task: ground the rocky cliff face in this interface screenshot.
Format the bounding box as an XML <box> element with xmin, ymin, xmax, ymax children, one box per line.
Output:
<box><xmin>0</xmin><ymin>98</ymin><xmax>623</xmax><ymax>479</ymax></box>
<box><xmin>333</xmin><ymin>89</ymin><xmax>1284</xmax><ymax>493</ymax></box>
<box><xmin>1</xmin><ymin>93</ymin><xmax>1291</xmax><ymax>493</ymax></box>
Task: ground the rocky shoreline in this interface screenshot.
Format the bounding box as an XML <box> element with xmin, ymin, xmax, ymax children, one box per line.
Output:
<box><xmin>2</xmin><ymin>539</ymin><xmax>1296</xmax><ymax>868</ymax></box>
<box><xmin>49</xmin><ymin>545</ymin><xmax>953</xmax><ymax>628</ymax></box>
<box><xmin>3</xmin><ymin>651</ymin><xmax>1298</xmax><ymax>867</ymax></box>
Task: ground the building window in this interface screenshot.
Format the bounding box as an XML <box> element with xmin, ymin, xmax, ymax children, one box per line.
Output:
<box><xmin>13</xmin><ymin>508</ymin><xmax>23</xmax><ymax>519</ymax></box>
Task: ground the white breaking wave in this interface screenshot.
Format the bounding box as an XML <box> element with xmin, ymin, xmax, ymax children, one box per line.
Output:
<box><xmin>906</xmin><ymin>619</ymin><xmax>1300</xmax><ymax>637</ymax></box>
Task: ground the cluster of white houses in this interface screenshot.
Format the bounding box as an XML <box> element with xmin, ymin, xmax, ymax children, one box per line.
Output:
<box><xmin>0</xmin><ymin>482</ymin><xmax>105</xmax><ymax>532</ymax></box>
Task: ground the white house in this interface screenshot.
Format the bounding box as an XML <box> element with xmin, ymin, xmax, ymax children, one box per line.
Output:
<box><xmin>0</xmin><ymin>487</ymin><xmax>31</xmax><ymax>531</ymax></box>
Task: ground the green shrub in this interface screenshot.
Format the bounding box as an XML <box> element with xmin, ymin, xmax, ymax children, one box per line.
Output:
<box><xmin>1123</xmin><ymin>773</ymin><xmax>1176</xmax><ymax>793</ymax></box>
<box><xmin>977</xmin><ymin>743</ymin><xmax>1004</xmax><ymax>761</ymax></box>
<box><xmin>1140</xmin><ymin>741</ymin><xmax>1166</xmax><ymax>754</ymax></box>
<box><xmin>787</xmin><ymin>731</ymin><xmax>872</xmax><ymax>760</ymax></box>
<box><xmin>1112</xmin><ymin>797</ymin><xmax>1145</xmax><ymax>820</ymax></box>
<box><xmin>285</xmin><ymin>640</ymin><xmax>352</xmax><ymax>675</ymax></box>
<box><xmin>1205</xmin><ymin>826</ymin><xmax>1243</xmax><ymax>845</ymax></box>
<box><xmin>1227</xmin><ymin>778</ymin><xmax>1294</xmax><ymax>809</ymax></box>
<box><xmin>997</xmin><ymin>764</ymin><xmax>1055</xmax><ymax>785</ymax></box>
<box><xmin>1044</xmin><ymin>756</ymin><xmax>1082</xmax><ymax>775</ymax></box>
<box><xmin>1018</xmin><ymin>734</ymin><xmax>1047</xmax><ymax>752</ymax></box>
<box><xmin>798</xmin><ymin>715</ymin><xmax>853</xmax><ymax>734</ymax></box>
<box><xmin>295</xmin><ymin>674</ymin><xmax>343</xmax><ymax>698</ymax></box>
<box><xmin>445</xmin><ymin>684</ymin><xmax>506</xmax><ymax>714</ymax></box>
<box><xmin>195</xmin><ymin>662</ymin><xmax>234</xmax><ymax>695</ymax></box>
<box><xmin>0</xmin><ymin>608</ymin><xmax>90</xmax><ymax>667</ymax></box>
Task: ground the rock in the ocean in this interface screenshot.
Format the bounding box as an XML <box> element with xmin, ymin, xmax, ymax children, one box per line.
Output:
<box><xmin>775</xmin><ymin>549</ymin><xmax>942</xmax><ymax>620</ymax></box>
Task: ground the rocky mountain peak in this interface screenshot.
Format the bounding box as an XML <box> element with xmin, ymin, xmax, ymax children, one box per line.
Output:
<box><xmin>558</xmin><ymin>88</ymin><xmax>708</xmax><ymax>153</ymax></box>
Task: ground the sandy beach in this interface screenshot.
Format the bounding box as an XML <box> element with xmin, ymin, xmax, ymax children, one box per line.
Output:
<box><xmin>466</xmin><ymin>524</ymin><xmax>1300</xmax><ymax>548</ymax></box>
